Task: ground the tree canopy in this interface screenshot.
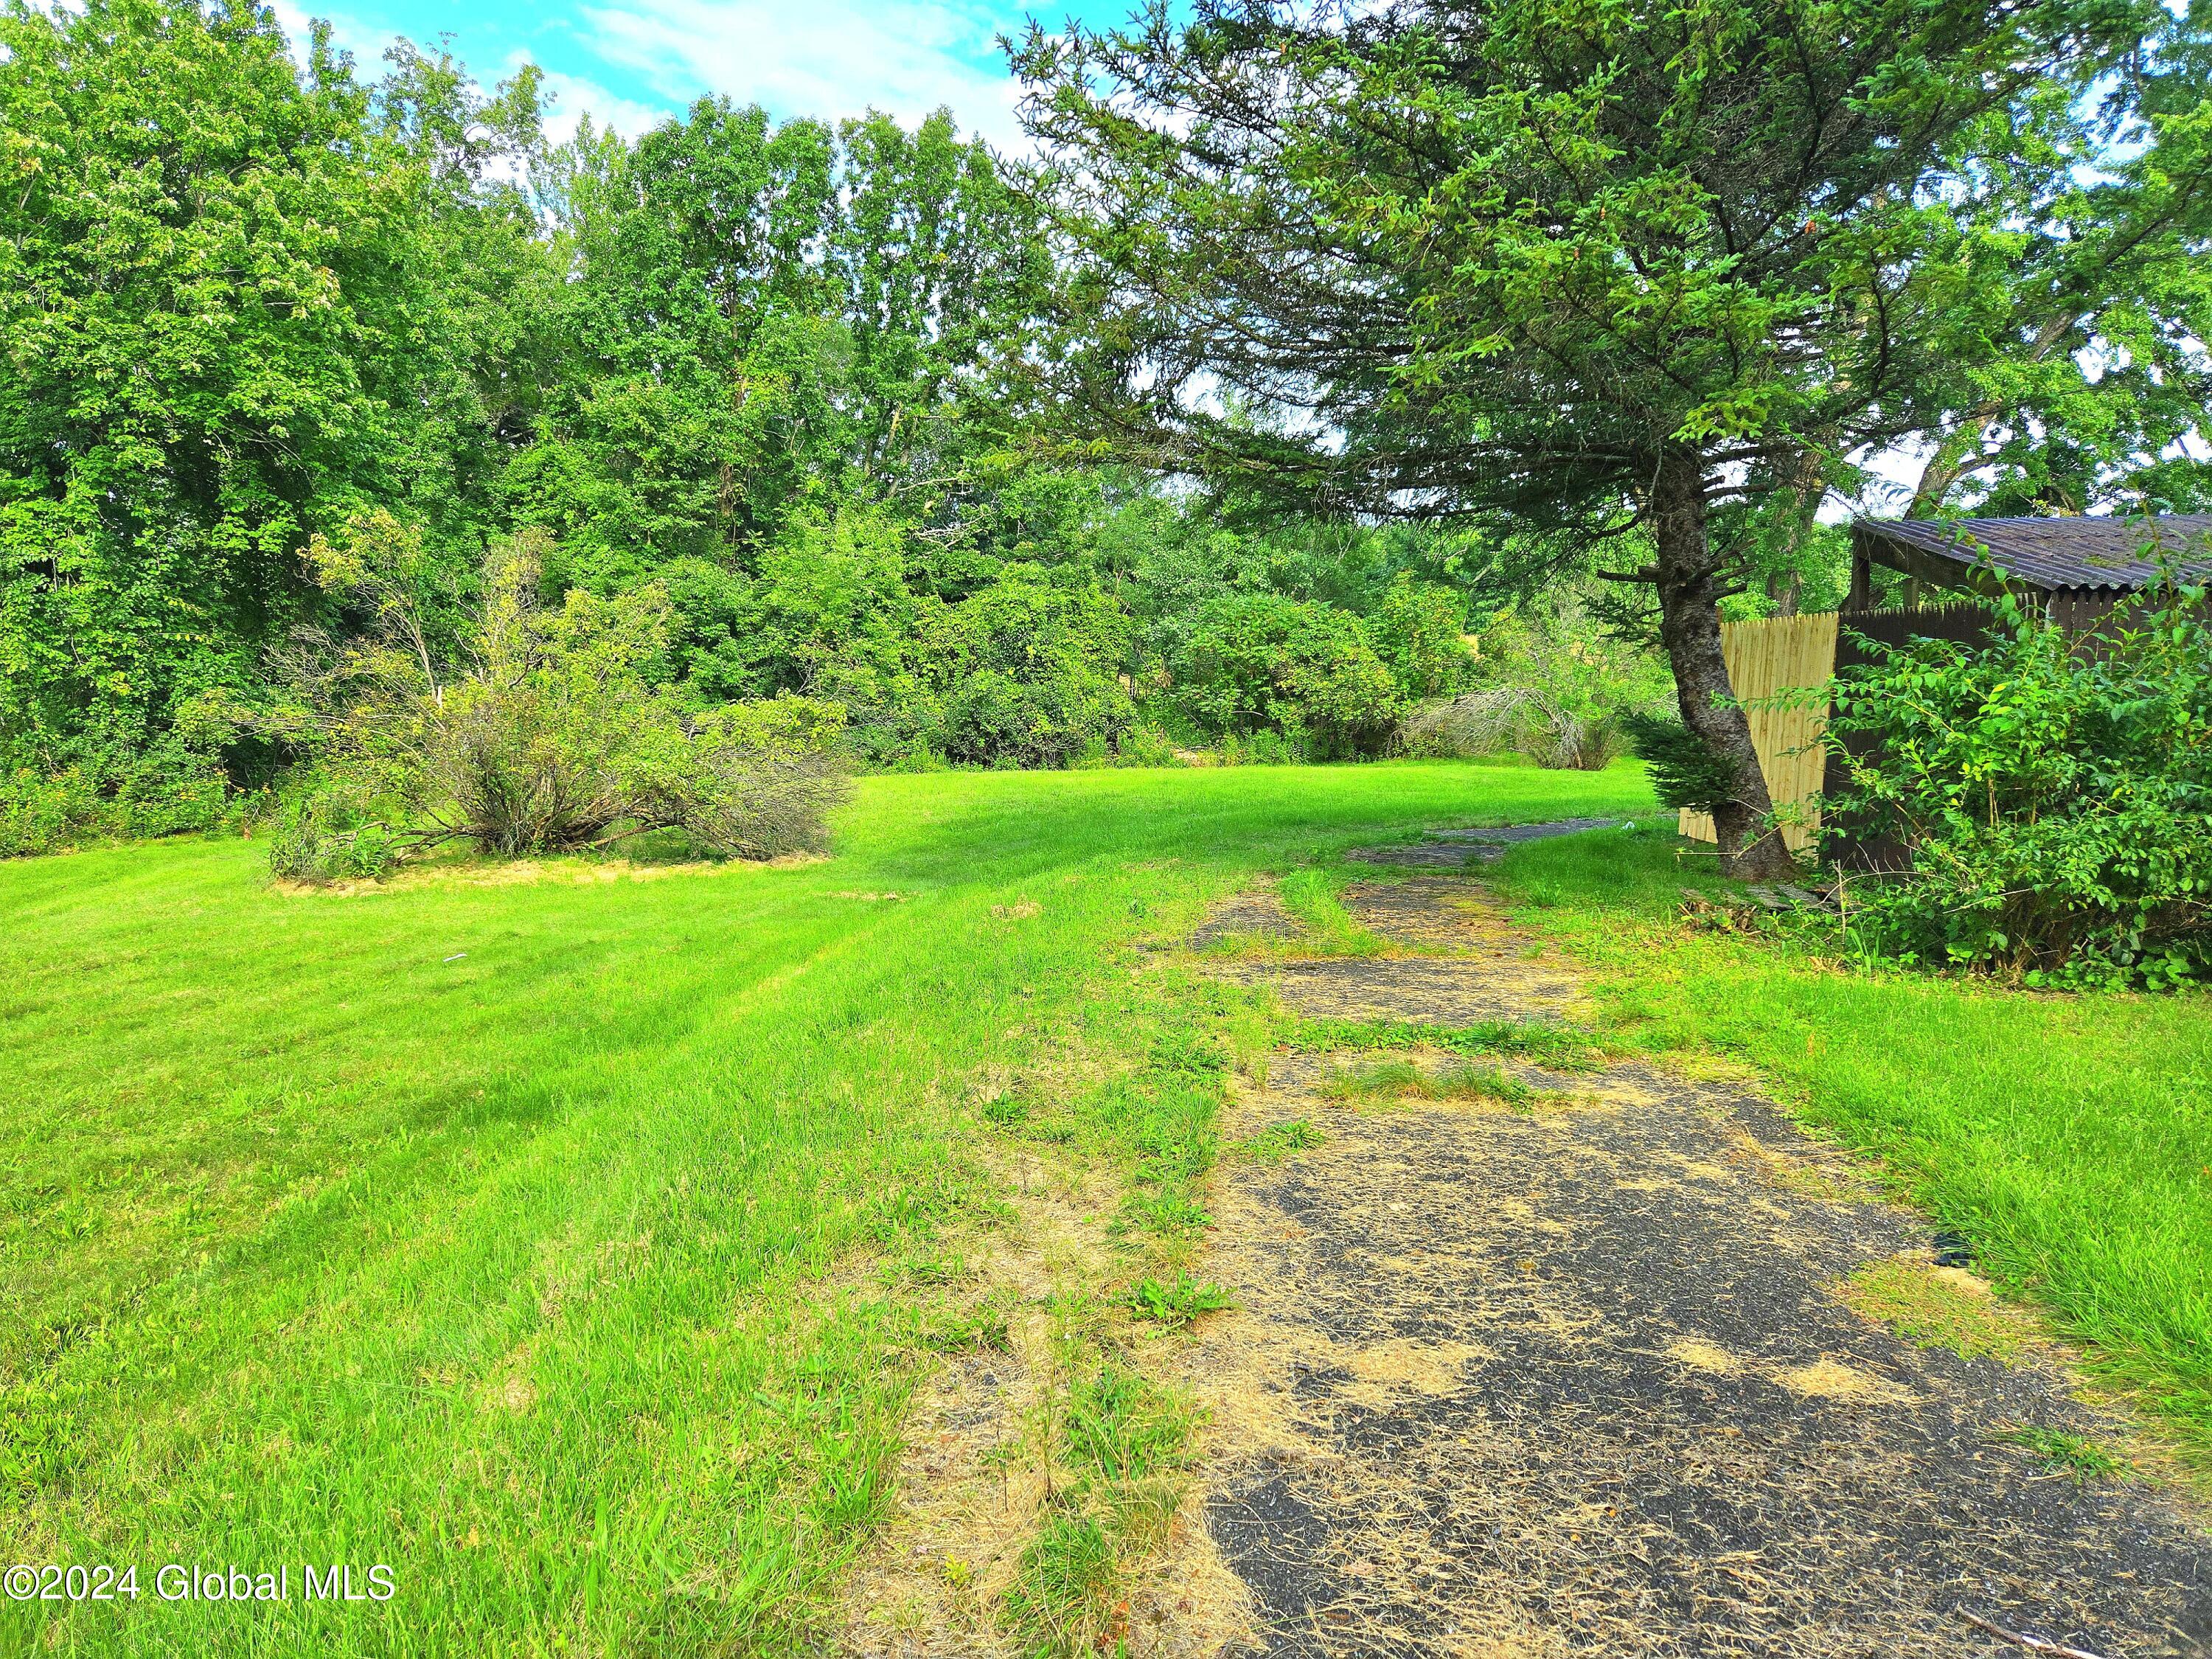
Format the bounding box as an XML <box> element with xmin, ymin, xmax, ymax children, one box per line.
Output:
<box><xmin>1015</xmin><ymin>0</ymin><xmax>2212</xmax><ymax>871</ymax></box>
<box><xmin>5</xmin><ymin>0</ymin><xmax>2212</xmax><ymax>868</ymax></box>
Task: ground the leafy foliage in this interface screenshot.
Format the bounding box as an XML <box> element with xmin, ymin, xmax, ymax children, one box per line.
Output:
<box><xmin>1825</xmin><ymin>582</ymin><xmax>2212</xmax><ymax>987</ymax></box>
<box><xmin>1405</xmin><ymin>591</ymin><xmax>1669</xmax><ymax>767</ymax></box>
<box><xmin>1123</xmin><ymin>1273</ymin><xmax>1236</xmax><ymax>1326</ymax></box>
<box><xmin>278</xmin><ymin>533</ymin><xmax>848</xmax><ymax>875</ymax></box>
<box><xmin>1166</xmin><ymin>593</ymin><xmax>1407</xmax><ymax>759</ymax></box>
<box><xmin>0</xmin><ymin>0</ymin><xmax>541</xmax><ymax>795</ymax></box>
<box><xmin>1015</xmin><ymin>0</ymin><xmax>2203</xmax><ymax>871</ymax></box>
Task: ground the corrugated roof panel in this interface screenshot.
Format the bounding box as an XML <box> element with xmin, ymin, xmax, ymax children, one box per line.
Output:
<box><xmin>1854</xmin><ymin>514</ymin><xmax>2212</xmax><ymax>593</ymax></box>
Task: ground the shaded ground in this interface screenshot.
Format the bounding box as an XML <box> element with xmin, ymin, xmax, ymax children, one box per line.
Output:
<box><xmin>1183</xmin><ymin>856</ymin><xmax>2212</xmax><ymax>1658</ymax></box>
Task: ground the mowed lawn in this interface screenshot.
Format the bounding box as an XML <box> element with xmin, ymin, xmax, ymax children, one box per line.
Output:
<box><xmin>0</xmin><ymin>761</ymin><xmax>1648</xmax><ymax>1658</ymax></box>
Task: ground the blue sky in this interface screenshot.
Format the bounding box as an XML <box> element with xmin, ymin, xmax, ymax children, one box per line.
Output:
<box><xmin>271</xmin><ymin>0</ymin><xmax>1147</xmax><ymax>150</ymax></box>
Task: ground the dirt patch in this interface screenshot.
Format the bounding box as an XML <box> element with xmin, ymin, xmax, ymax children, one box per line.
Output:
<box><xmin>1178</xmin><ymin>863</ymin><xmax>2212</xmax><ymax>1658</ymax></box>
<box><xmin>1213</xmin><ymin>955</ymin><xmax>1588</xmax><ymax>1028</ymax></box>
<box><xmin>273</xmin><ymin>852</ymin><xmax>822</xmax><ymax>898</ymax></box>
<box><xmin>1194</xmin><ymin>886</ymin><xmax>1305</xmax><ymax>952</ymax></box>
<box><xmin>838</xmin><ymin>1160</ymin><xmax>1252</xmax><ymax>1658</ymax></box>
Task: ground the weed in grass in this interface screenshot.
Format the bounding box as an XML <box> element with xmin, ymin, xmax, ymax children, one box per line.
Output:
<box><xmin>1320</xmin><ymin>1057</ymin><xmax>1427</xmax><ymax>1102</ymax></box>
<box><xmin>1066</xmin><ymin>1365</ymin><xmax>1196</xmax><ymax>1483</ymax></box>
<box><xmin>1237</xmin><ymin>1118</ymin><xmax>1326</xmax><ymax>1161</ymax></box>
<box><xmin>926</xmin><ymin>1295</ymin><xmax>1015</xmax><ymax>1354</ymax></box>
<box><xmin>1125</xmin><ymin>1273</ymin><xmax>1237</xmax><ymax>1327</ymax></box>
<box><xmin>1006</xmin><ymin>1364</ymin><xmax>1201</xmax><ymax>1651</ymax></box>
<box><xmin>812</xmin><ymin>1429</ymin><xmax>902</xmax><ymax>1535</ymax></box>
<box><xmin>1121</xmin><ymin>1194</ymin><xmax>1213</xmax><ymax>1236</ymax></box>
<box><xmin>1275</xmin><ymin>866</ymin><xmax>1388</xmax><ymax>956</ymax></box>
<box><xmin>983</xmin><ymin>1094</ymin><xmax>1030</xmax><ymax>1127</ymax></box>
<box><xmin>1992</xmin><ymin>1425</ymin><xmax>2129</xmax><ymax>1484</ymax></box>
<box><xmin>888</xmin><ymin>1253</ymin><xmax>964</xmax><ymax>1286</ymax></box>
<box><xmin>1438</xmin><ymin>1061</ymin><xmax>1539</xmax><ymax>1109</ymax></box>
<box><xmin>1147</xmin><ymin>1030</ymin><xmax>1228</xmax><ymax>1077</ymax></box>
<box><xmin>1002</xmin><ymin>1509</ymin><xmax>1120</xmax><ymax>1654</ymax></box>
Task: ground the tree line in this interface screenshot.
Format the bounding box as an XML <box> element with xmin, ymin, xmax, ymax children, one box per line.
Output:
<box><xmin>5</xmin><ymin>0</ymin><xmax>2211</xmax><ymax>872</ymax></box>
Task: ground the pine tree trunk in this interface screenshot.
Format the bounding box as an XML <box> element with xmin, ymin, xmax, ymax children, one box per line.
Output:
<box><xmin>1647</xmin><ymin>448</ymin><xmax>1795</xmax><ymax>880</ymax></box>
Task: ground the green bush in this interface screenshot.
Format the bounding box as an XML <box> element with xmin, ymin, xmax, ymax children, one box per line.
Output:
<box><xmin>1825</xmin><ymin>582</ymin><xmax>2212</xmax><ymax>988</ymax></box>
<box><xmin>1167</xmin><ymin>593</ymin><xmax>1402</xmax><ymax>759</ymax></box>
<box><xmin>1620</xmin><ymin>711</ymin><xmax>1741</xmax><ymax>814</ymax></box>
<box><xmin>0</xmin><ymin>746</ymin><xmax>229</xmax><ymax>859</ymax></box>
<box><xmin>278</xmin><ymin>534</ymin><xmax>850</xmax><ymax>879</ymax></box>
<box><xmin>265</xmin><ymin>787</ymin><xmax>398</xmax><ymax>884</ymax></box>
<box><xmin>919</xmin><ymin>568</ymin><xmax>1135</xmax><ymax>768</ymax></box>
<box><xmin>1405</xmin><ymin>591</ymin><xmax>1669</xmax><ymax>767</ymax></box>
<box><xmin>1366</xmin><ymin>573</ymin><xmax>1475</xmax><ymax>701</ymax></box>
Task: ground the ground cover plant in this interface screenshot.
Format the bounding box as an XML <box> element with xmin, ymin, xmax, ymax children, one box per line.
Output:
<box><xmin>1484</xmin><ymin>820</ymin><xmax>2212</xmax><ymax>1466</ymax></box>
<box><xmin>0</xmin><ymin>759</ymin><xmax>1649</xmax><ymax>1656</ymax></box>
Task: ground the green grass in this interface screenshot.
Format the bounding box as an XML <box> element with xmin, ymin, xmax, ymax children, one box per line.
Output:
<box><xmin>1234</xmin><ymin>1117</ymin><xmax>1327</xmax><ymax>1161</ymax></box>
<box><xmin>1285</xmin><ymin>1014</ymin><xmax>1610</xmax><ymax>1072</ymax></box>
<box><xmin>1489</xmin><ymin>816</ymin><xmax>2212</xmax><ymax>1462</ymax></box>
<box><xmin>1991</xmin><ymin>1425</ymin><xmax>2129</xmax><ymax>1484</ymax></box>
<box><xmin>1123</xmin><ymin>1273</ymin><xmax>1237</xmax><ymax>1327</ymax></box>
<box><xmin>1319</xmin><ymin>1057</ymin><xmax>1540</xmax><ymax>1110</ymax></box>
<box><xmin>0</xmin><ymin>758</ymin><xmax>1649</xmax><ymax>1656</ymax></box>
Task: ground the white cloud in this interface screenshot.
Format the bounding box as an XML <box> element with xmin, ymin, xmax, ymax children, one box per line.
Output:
<box><xmin>573</xmin><ymin>0</ymin><xmax>1026</xmax><ymax>149</ymax></box>
<box><xmin>268</xmin><ymin>0</ymin><xmax>389</xmax><ymax>72</ymax></box>
<box><xmin>532</xmin><ymin>66</ymin><xmax>673</xmax><ymax>141</ymax></box>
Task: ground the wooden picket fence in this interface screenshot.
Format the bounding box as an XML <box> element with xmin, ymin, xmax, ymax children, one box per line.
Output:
<box><xmin>1677</xmin><ymin>611</ymin><xmax>1840</xmax><ymax>855</ymax></box>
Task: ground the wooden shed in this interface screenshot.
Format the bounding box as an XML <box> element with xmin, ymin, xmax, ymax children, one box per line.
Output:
<box><xmin>1682</xmin><ymin>513</ymin><xmax>2212</xmax><ymax>860</ymax></box>
<box><xmin>1848</xmin><ymin>512</ymin><xmax>2212</xmax><ymax>629</ymax></box>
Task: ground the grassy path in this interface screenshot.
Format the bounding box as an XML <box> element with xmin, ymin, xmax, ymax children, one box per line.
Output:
<box><xmin>0</xmin><ymin>762</ymin><xmax>1644</xmax><ymax>1657</ymax></box>
<box><xmin>7</xmin><ymin>768</ymin><xmax>2208</xmax><ymax>1654</ymax></box>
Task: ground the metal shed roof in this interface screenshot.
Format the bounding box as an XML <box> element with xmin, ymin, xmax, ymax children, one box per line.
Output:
<box><xmin>1853</xmin><ymin>514</ymin><xmax>2212</xmax><ymax>594</ymax></box>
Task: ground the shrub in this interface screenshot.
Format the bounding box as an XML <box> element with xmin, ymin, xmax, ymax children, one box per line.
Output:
<box><xmin>1824</xmin><ymin>582</ymin><xmax>2212</xmax><ymax>988</ymax></box>
<box><xmin>917</xmin><ymin>569</ymin><xmax>1136</xmax><ymax>768</ymax></box>
<box><xmin>1366</xmin><ymin>573</ymin><xmax>1475</xmax><ymax>701</ymax></box>
<box><xmin>1405</xmin><ymin>591</ymin><xmax>1668</xmax><ymax>767</ymax></box>
<box><xmin>265</xmin><ymin>785</ymin><xmax>397</xmax><ymax>884</ymax></box>
<box><xmin>1167</xmin><ymin>593</ymin><xmax>1402</xmax><ymax>758</ymax></box>
<box><xmin>0</xmin><ymin>745</ymin><xmax>229</xmax><ymax>859</ymax></box>
<box><xmin>1402</xmin><ymin>686</ymin><xmax>1629</xmax><ymax>769</ymax></box>
<box><xmin>279</xmin><ymin>533</ymin><xmax>849</xmax><ymax>878</ymax></box>
<box><xmin>0</xmin><ymin>768</ymin><xmax>100</xmax><ymax>859</ymax></box>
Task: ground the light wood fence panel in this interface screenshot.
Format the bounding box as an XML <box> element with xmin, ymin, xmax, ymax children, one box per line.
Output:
<box><xmin>1677</xmin><ymin>611</ymin><xmax>1840</xmax><ymax>855</ymax></box>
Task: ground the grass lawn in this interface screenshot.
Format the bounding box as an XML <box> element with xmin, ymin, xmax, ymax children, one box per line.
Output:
<box><xmin>1488</xmin><ymin>823</ymin><xmax>2212</xmax><ymax>1470</ymax></box>
<box><xmin>9</xmin><ymin>763</ymin><xmax>2208</xmax><ymax>1655</ymax></box>
<box><xmin>0</xmin><ymin>760</ymin><xmax>1646</xmax><ymax>1658</ymax></box>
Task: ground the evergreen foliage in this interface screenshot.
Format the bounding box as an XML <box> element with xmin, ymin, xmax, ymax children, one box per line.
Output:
<box><xmin>5</xmin><ymin>0</ymin><xmax>2212</xmax><ymax>879</ymax></box>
